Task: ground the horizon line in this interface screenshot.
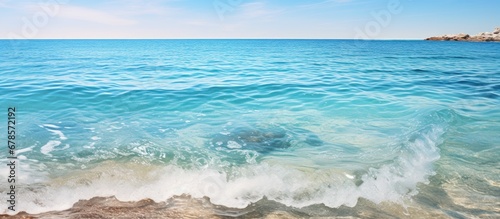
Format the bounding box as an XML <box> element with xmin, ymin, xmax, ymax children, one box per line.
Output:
<box><xmin>1</xmin><ymin>38</ymin><xmax>426</xmax><ymax>40</ymax></box>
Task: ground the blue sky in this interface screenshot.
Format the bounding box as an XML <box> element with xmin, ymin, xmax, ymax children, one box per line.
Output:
<box><xmin>1</xmin><ymin>0</ymin><xmax>499</xmax><ymax>39</ymax></box>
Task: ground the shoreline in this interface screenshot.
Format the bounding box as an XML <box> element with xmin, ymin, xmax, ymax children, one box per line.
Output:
<box><xmin>0</xmin><ymin>195</ymin><xmax>453</xmax><ymax>219</ymax></box>
<box><xmin>5</xmin><ymin>191</ymin><xmax>496</xmax><ymax>218</ymax></box>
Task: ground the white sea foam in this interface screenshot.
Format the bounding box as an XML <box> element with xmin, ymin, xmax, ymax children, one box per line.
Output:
<box><xmin>83</xmin><ymin>142</ymin><xmax>96</xmax><ymax>149</ymax></box>
<box><xmin>0</xmin><ymin>158</ymin><xmax>49</xmax><ymax>188</ymax></box>
<box><xmin>40</xmin><ymin>140</ymin><xmax>61</xmax><ymax>155</ymax></box>
<box><xmin>48</xmin><ymin>130</ymin><xmax>68</xmax><ymax>140</ymax></box>
<box><xmin>17</xmin><ymin>145</ymin><xmax>35</xmax><ymax>154</ymax></box>
<box><xmin>226</xmin><ymin>141</ymin><xmax>242</xmax><ymax>149</ymax></box>
<box><xmin>41</xmin><ymin>124</ymin><xmax>68</xmax><ymax>140</ymax></box>
<box><xmin>43</xmin><ymin>124</ymin><xmax>60</xmax><ymax>129</ymax></box>
<box><xmin>2</xmin><ymin>123</ymin><xmax>444</xmax><ymax>215</ymax></box>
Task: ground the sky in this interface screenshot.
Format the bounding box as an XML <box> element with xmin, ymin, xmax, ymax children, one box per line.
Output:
<box><xmin>1</xmin><ymin>0</ymin><xmax>499</xmax><ymax>39</ymax></box>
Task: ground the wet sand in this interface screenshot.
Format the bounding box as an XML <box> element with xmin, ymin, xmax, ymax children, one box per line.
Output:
<box><xmin>0</xmin><ymin>196</ymin><xmax>457</xmax><ymax>219</ymax></box>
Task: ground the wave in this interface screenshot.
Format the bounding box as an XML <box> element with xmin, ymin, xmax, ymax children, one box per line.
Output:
<box><xmin>0</xmin><ymin>110</ymin><xmax>449</xmax><ymax>214</ymax></box>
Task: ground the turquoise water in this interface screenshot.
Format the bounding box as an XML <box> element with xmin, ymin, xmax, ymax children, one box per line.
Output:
<box><xmin>0</xmin><ymin>40</ymin><xmax>499</xmax><ymax>217</ymax></box>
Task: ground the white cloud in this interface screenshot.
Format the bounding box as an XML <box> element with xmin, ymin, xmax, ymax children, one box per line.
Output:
<box><xmin>102</xmin><ymin>0</ymin><xmax>179</xmax><ymax>16</ymax></box>
<box><xmin>237</xmin><ymin>2</ymin><xmax>283</xmax><ymax>19</ymax></box>
<box><xmin>57</xmin><ymin>5</ymin><xmax>137</xmax><ymax>26</ymax></box>
<box><xmin>298</xmin><ymin>0</ymin><xmax>355</xmax><ymax>9</ymax></box>
<box><xmin>185</xmin><ymin>20</ymin><xmax>211</xmax><ymax>26</ymax></box>
<box><xmin>0</xmin><ymin>0</ymin><xmax>21</xmax><ymax>9</ymax></box>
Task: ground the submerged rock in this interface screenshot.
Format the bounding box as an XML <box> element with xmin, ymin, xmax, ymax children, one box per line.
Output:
<box><xmin>425</xmin><ymin>27</ymin><xmax>500</xmax><ymax>42</ymax></box>
<box><xmin>210</xmin><ymin>126</ymin><xmax>323</xmax><ymax>153</ymax></box>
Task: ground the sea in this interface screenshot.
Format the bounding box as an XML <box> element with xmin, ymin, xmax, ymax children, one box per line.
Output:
<box><xmin>0</xmin><ymin>40</ymin><xmax>498</xmax><ymax>218</ymax></box>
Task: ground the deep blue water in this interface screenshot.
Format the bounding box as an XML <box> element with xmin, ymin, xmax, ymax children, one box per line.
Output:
<box><xmin>0</xmin><ymin>40</ymin><xmax>499</xmax><ymax>217</ymax></box>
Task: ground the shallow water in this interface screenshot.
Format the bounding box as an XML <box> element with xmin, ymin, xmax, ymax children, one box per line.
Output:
<box><xmin>0</xmin><ymin>40</ymin><xmax>499</xmax><ymax>217</ymax></box>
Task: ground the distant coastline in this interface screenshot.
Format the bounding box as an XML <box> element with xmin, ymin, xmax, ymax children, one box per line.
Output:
<box><xmin>426</xmin><ymin>27</ymin><xmax>500</xmax><ymax>42</ymax></box>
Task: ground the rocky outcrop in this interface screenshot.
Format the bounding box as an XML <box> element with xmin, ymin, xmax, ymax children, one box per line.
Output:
<box><xmin>426</xmin><ymin>27</ymin><xmax>500</xmax><ymax>42</ymax></box>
